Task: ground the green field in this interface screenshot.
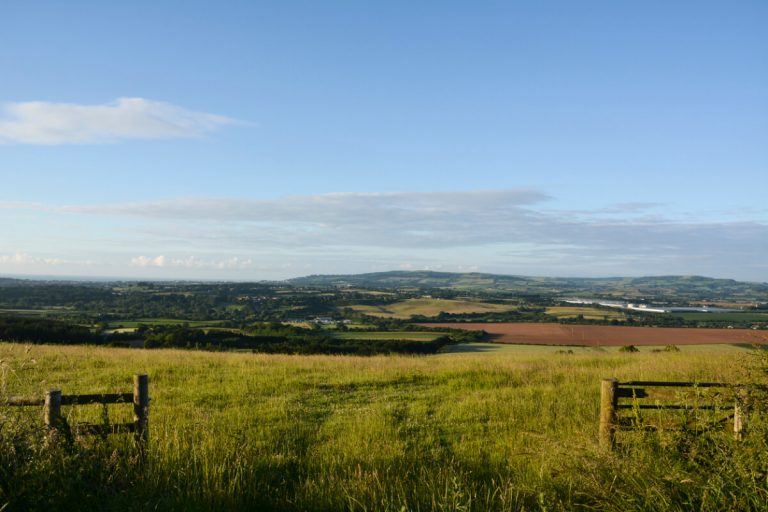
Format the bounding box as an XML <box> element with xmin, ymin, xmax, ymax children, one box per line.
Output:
<box><xmin>348</xmin><ymin>298</ymin><xmax>516</xmax><ymax>319</ymax></box>
<box><xmin>103</xmin><ymin>327</ymin><xmax>139</xmax><ymax>334</ymax></box>
<box><xmin>341</xmin><ymin>289</ymin><xmax>397</xmax><ymax>296</ymax></box>
<box><xmin>2</xmin><ymin>342</ymin><xmax>767</xmax><ymax>511</ymax></box>
<box><xmin>442</xmin><ymin>342</ymin><xmax>758</xmax><ymax>354</ymax></box>
<box><xmin>672</xmin><ymin>312</ymin><xmax>768</xmax><ymax>323</ymax></box>
<box><xmin>331</xmin><ymin>331</ymin><xmax>447</xmax><ymax>341</ymax></box>
<box><xmin>0</xmin><ymin>308</ymin><xmax>76</xmax><ymax>316</ymax></box>
<box><xmin>107</xmin><ymin>318</ymin><xmax>226</xmax><ymax>328</ymax></box>
<box><xmin>545</xmin><ymin>306</ymin><xmax>627</xmax><ymax>320</ymax></box>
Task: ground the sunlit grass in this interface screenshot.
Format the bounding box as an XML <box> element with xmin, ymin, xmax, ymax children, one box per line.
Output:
<box><xmin>331</xmin><ymin>331</ymin><xmax>446</xmax><ymax>341</ymax></box>
<box><xmin>347</xmin><ymin>298</ymin><xmax>515</xmax><ymax>319</ymax></box>
<box><xmin>1</xmin><ymin>342</ymin><xmax>765</xmax><ymax>511</ymax></box>
<box><xmin>545</xmin><ymin>306</ymin><xmax>627</xmax><ymax>320</ymax></box>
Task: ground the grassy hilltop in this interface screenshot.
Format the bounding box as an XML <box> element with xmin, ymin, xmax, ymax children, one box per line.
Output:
<box><xmin>2</xmin><ymin>342</ymin><xmax>767</xmax><ymax>511</ymax></box>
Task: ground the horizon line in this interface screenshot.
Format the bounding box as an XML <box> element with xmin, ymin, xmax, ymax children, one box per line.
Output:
<box><xmin>1</xmin><ymin>270</ymin><xmax>765</xmax><ymax>286</ymax></box>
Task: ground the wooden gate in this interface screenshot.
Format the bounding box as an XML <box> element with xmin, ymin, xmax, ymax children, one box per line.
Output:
<box><xmin>599</xmin><ymin>378</ymin><xmax>742</xmax><ymax>449</ymax></box>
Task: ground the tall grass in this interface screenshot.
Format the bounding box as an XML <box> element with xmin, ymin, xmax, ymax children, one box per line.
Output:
<box><xmin>1</xmin><ymin>343</ymin><xmax>766</xmax><ymax>511</ymax></box>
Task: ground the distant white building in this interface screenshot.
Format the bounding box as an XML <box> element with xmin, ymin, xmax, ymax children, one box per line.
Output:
<box><xmin>627</xmin><ymin>303</ymin><xmax>669</xmax><ymax>313</ymax></box>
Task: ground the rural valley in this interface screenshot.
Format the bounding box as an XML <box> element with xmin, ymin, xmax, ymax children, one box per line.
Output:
<box><xmin>2</xmin><ymin>271</ymin><xmax>768</xmax><ymax>510</ymax></box>
<box><xmin>3</xmin><ymin>1</ymin><xmax>765</xmax><ymax>510</ymax></box>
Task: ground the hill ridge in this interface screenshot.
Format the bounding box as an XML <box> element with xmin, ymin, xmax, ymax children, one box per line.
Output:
<box><xmin>287</xmin><ymin>271</ymin><xmax>768</xmax><ymax>300</ymax></box>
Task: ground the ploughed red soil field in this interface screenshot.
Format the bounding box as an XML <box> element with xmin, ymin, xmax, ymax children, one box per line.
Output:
<box><xmin>420</xmin><ymin>323</ymin><xmax>768</xmax><ymax>346</ymax></box>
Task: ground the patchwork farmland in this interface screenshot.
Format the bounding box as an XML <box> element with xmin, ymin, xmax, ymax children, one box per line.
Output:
<box><xmin>2</xmin><ymin>273</ymin><xmax>768</xmax><ymax>509</ymax></box>
<box><xmin>347</xmin><ymin>297</ymin><xmax>516</xmax><ymax>319</ymax></box>
<box><xmin>421</xmin><ymin>322</ymin><xmax>768</xmax><ymax>346</ymax></box>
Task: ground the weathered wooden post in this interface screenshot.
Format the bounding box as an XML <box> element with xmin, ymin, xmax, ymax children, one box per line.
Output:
<box><xmin>599</xmin><ymin>378</ymin><xmax>618</xmax><ymax>449</ymax></box>
<box><xmin>734</xmin><ymin>401</ymin><xmax>743</xmax><ymax>441</ymax></box>
<box><xmin>133</xmin><ymin>374</ymin><xmax>149</xmax><ymax>453</ymax></box>
<box><xmin>44</xmin><ymin>389</ymin><xmax>62</xmax><ymax>430</ymax></box>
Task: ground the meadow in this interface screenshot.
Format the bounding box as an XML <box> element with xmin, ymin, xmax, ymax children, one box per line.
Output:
<box><xmin>2</xmin><ymin>342</ymin><xmax>767</xmax><ymax>511</ymax></box>
<box><xmin>330</xmin><ymin>331</ymin><xmax>447</xmax><ymax>341</ymax></box>
<box><xmin>106</xmin><ymin>319</ymin><xmax>227</xmax><ymax>328</ymax></box>
<box><xmin>672</xmin><ymin>312</ymin><xmax>768</xmax><ymax>323</ymax></box>
<box><xmin>347</xmin><ymin>298</ymin><xmax>516</xmax><ymax>319</ymax></box>
<box><xmin>544</xmin><ymin>306</ymin><xmax>626</xmax><ymax>321</ymax></box>
<box><xmin>421</xmin><ymin>323</ymin><xmax>768</xmax><ymax>346</ymax></box>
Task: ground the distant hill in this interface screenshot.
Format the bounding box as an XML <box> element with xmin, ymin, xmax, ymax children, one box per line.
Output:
<box><xmin>287</xmin><ymin>271</ymin><xmax>768</xmax><ymax>301</ymax></box>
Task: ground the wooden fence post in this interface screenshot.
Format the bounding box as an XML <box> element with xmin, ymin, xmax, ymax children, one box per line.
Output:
<box><xmin>734</xmin><ymin>401</ymin><xmax>743</xmax><ymax>441</ymax></box>
<box><xmin>599</xmin><ymin>378</ymin><xmax>618</xmax><ymax>449</ymax></box>
<box><xmin>44</xmin><ymin>389</ymin><xmax>61</xmax><ymax>430</ymax></box>
<box><xmin>133</xmin><ymin>374</ymin><xmax>149</xmax><ymax>452</ymax></box>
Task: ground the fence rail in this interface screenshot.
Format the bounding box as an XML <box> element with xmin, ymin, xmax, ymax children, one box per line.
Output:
<box><xmin>3</xmin><ymin>374</ymin><xmax>149</xmax><ymax>454</ymax></box>
<box><xmin>599</xmin><ymin>378</ymin><xmax>743</xmax><ymax>449</ymax></box>
<box><xmin>620</xmin><ymin>380</ymin><xmax>729</xmax><ymax>388</ymax></box>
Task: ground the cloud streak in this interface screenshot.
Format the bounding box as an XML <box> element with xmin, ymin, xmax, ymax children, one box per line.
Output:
<box><xmin>0</xmin><ymin>252</ymin><xmax>64</xmax><ymax>266</ymax></box>
<box><xmin>0</xmin><ymin>98</ymin><xmax>235</xmax><ymax>144</ymax></box>
<box><xmin>130</xmin><ymin>255</ymin><xmax>254</xmax><ymax>270</ymax></box>
<box><xmin>3</xmin><ymin>190</ymin><xmax>767</xmax><ymax>280</ymax></box>
<box><xmin>61</xmin><ymin>189</ymin><xmax>553</xmax><ymax>247</ymax></box>
<box><xmin>55</xmin><ymin>190</ymin><xmax>768</xmax><ymax>262</ymax></box>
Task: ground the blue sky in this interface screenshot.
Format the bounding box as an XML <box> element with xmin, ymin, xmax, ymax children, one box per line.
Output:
<box><xmin>1</xmin><ymin>1</ymin><xmax>767</xmax><ymax>281</ymax></box>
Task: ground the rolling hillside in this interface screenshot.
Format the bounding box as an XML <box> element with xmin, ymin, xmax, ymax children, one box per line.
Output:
<box><xmin>288</xmin><ymin>271</ymin><xmax>768</xmax><ymax>301</ymax></box>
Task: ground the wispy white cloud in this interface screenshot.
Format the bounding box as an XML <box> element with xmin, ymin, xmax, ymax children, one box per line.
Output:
<box><xmin>60</xmin><ymin>189</ymin><xmax>551</xmax><ymax>248</ymax></box>
<box><xmin>3</xmin><ymin>190</ymin><xmax>767</xmax><ymax>280</ymax></box>
<box><xmin>0</xmin><ymin>97</ymin><xmax>235</xmax><ymax>144</ymax></box>
<box><xmin>605</xmin><ymin>202</ymin><xmax>664</xmax><ymax>213</ymax></box>
<box><xmin>0</xmin><ymin>252</ymin><xmax>64</xmax><ymax>265</ymax></box>
<box><xmin>62</xmin><ymin>189</ymin><xmax>548</xmax><ymax>221</ymax></box>
<box><xmin>130</xmin><ymin>255</ymin><xmax>254</xmax><ymax>270</ymax></box>
<box><xmin>54</xmin><ymin>190</ymin><xmax>768</xmax><ymax>258</ymax></box>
